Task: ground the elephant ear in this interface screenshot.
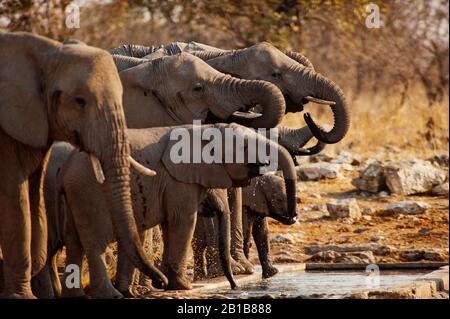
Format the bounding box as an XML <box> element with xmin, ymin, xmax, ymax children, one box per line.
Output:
<box><xmin>161</xmin><ymin>132</ymin><xmax>233</xmax><ymax>188</ymax></box>
<box><xmin>0</xmin><ymin>54</ymin><xmax>49</xmax><ymax>148</ymax></box>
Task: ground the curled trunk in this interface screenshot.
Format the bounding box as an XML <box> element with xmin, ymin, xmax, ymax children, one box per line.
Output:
<box><xmin>217</xmin><ymin>210</ymin><xmax>237</xmax><ymax>289</ymax></box>
<box><xmin>283</xmin><ymin>51</ymin><xmax>314</xmax><ymax>70</ymax></box>
<box><xmin>216</xmin><ymin>77</ymin><xmax>286</xmax><ymax>129</ymax></box>
<box><xmin>277</xmin><ymin>126</ymin><xmax>326</xmax><ymax>156</ymax></box>
<box><xmin>110</xmin><ymin>44</ymin><xmax>156</xmax><ymax>58</ymax></box>
<box><xmin>299</xmin><ymin>68</ymin><xmax>350</xmax><ymax>144</ymax></box>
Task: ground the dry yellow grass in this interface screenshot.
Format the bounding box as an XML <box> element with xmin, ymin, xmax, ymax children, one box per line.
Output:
<box><xmin>282</xmin><ymin>85</ymin><xmax>449</xmax><ymax>159</ymax></box>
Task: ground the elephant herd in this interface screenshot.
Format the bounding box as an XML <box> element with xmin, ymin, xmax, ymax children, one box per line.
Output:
<box><xmin>0</xmin><ymin>32</ymin><xmax>349</xmax><ymax>299</ymax></box>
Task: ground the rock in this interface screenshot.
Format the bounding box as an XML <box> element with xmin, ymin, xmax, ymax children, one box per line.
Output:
<box><xmin>384</xmin><ymin>160</ymin><xmax>447</xmax><ymax>195</ymax></box>
<box><xmin>362</xmin><ymin>207</ymin><xmax>376</xmax><ymax>215</ymax></box>
<box><xmin>431</xmin><ymin>183</ymin><xmax>449</xmax><ymax>196</ymax></box>
<box><xmin>296</xmin><ymin>163</ymin><xmax>343</xmax><ymax>180</ymax></box>
<box><xmin>326</xmin><ymin>199</ymin><xmax>361</xmax><ymax>220</ymax></box>
<box><xmin>378</xmin><ymin>191</ymin><xmax>389</xmax><ymax>198</ymax></box>
<box><xmin>370</xmin><ymin>235</ymin><xmax>385</xmax><ymax>242</ymax></box>
<box><xmin>352</xmin><ymin>159</ymin><xmax>448</xmax><ymax>195</ymax></box>
<box><xmin>271</xmin><ymin>232</ymin><xmax>304</xmax><ymax>244</ymax></box>
<box><xmin>400</xmin><ymin>249</ymin><xmax>446</xmax><ymax>262</ymax></box>
<box><xmin>351</xmin><ymin>160</ymin><xmax>386</xmax><ymax>193</ymax></box>
<box><xmin>362</xmin><ymin>215</ymin><xmax>373</xmax><ymax>221</ymax></box>
<box><xmin>310</xmin><ymin>193</ymin><xmax>322</xmax><ymax>199</ymax></box>
<box><xmin>354</xmin><ymin>228</ymin><xmax>370</xmax><ymax>234</ymax></box>
<box><xmin>418</xmin><ymin>227</ymin><xmax>433</xmax><ymax>235</ymax></box>
<box><xmin>304</xmin><ymin>244</ymin><xmax>394</xmax><ymax>256</ymax></box>
<box><xmin>309</xmin><ymin>152</ymin><xmax>335</xmax><ymax>163</ymax></box>
<box><xmin>427</xmin><ymin>154</ymin><xmax>449</xmax><ymax>167</ymax></box>
<box><xmin>330</xmin><ymin>151</ymin><xmax>362</xmax><ymax>166</ymax></box>
<box><xmin>307</xmin><ymin>250</ymin><xmax>376</xmax><ymax>264</ymax></box>
<box><xmin>382</xmin><ymin>201</ymin><xmax>429</xmax><ymax>215</ymax></box>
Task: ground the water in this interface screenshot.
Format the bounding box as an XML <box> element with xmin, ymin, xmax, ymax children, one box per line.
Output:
<box><xmin>208</xmin><ymin>270</ymin><xmax>428</xmax><ymax>298</ymax></box>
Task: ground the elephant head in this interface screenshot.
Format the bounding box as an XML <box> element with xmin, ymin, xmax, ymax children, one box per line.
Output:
<box><xmin>242</xmin><ymin>174</ymin><xmax>296</xmax><ymax>225</ymax></box>
<box><xmin>114</xmin><ymin>53</ymin><xmax>286</xmax><ymax>129</ymax></box>
<box><xmin>161</xmin><ymin>123</ymin><xmax>298</xmax><ymax>223</ymax></box>
<box><xmin>193</xmin><ymin>42</ymin><xmax>350</xmax><ymax>144</ymax></box>
<box><xmin>0</xmin><ymin>32</ymin><xmax>166</xmax><ymax>287</ymax></box>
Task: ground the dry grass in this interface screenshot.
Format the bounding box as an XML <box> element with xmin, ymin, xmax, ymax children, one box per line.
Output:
<box><xmin>282</xmin><ymin>85</ymin><xmax>449</xmax><ymax>159</ymax></box>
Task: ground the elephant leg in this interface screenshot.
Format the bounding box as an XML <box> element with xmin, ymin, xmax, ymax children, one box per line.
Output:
<box><xmin>0</xmin><ymin>179</ymin><xmax>35</xmax><ymax>299</ymax></box>
<box><xmin>50</xmin><ymin>252</ymin><xmax>62</xmax><ymax>298</ymax></box>
<box><xmin>252</xmin><ymin>217</ymin><xmax>278</xmax><ymax>278</ymax></box>
<box><xmin>86</xmin><ymin>250</ymin><xmax>122</xmax><ymax>299</ymax></box>
<box><xmin>228</xmin><ymin>188</ymin><xmax>254</xmax><ymax>274</ymax></box>
<box><xmin>28</xmin><ymin>150</ymin><xmax>51</xmax><ymax>278</ymax></box>
<box><xmin>31</xmin><ymin>256</ymin><xmax>55</xmax><ymax>299</ymax></box>
<box><xmin>164</xmin><ymin>211</ymin><xmax>197</xmax><ymax>290</ymax></box>
<box><xmin>115</xmin><ymin>228</ymin><xmax>146</xmax><ymax>297</ymax></box>
<box><xmin>243</xmin><ymin>211</ymin><xmax>254</xmax><ymax>260</ymax></box>
<box><xmin>60</xmin><ymin>208</ymin><xmax>86</xmax><ymax>299</ymax></box>
<box><xmin>192</xmin><ymin>220</ymin><xmax>207</xmax><ymax>281</ymax></box>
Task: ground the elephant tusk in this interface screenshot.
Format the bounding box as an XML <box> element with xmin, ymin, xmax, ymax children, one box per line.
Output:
<box><xmin>304</xmin><ymin>96</ymin><xmax>336</xmax><ymax>105</ymax></box>
<box><xmin>231</xmin><ymin>110</ymin><xmax>263</xmax><ymax>119</ymax></box>
<box><xmin>90</xmin><ymin>154</ymin><xmax>105</xmax><ymax>184</ymax></box>
<box><xmin>128</xmin><ymin>156</ymin><xmax>157</xmax><ymax>177</ymax></box>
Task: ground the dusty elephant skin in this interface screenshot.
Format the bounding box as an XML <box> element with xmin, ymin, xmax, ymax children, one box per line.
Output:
<box><xmin>57</xmin><ymin>123</ymin><xmax>297</xmax><ymax>298</ymax></box>
<box><xmin>193</xmin><ymin>174</ymin><xmax>295</xmax><ymax>280</ymax></box>
<box><xmin>113</xmin><ymin>53</ymin><xmax>286</xmax><ymax>129</ymax></box>
<box><xmin>0</xmin><ymin>32</ymin><xmax>166</xmax><ymax>299</ymax></box>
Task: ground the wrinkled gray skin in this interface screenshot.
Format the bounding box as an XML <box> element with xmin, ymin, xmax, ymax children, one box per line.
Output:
<box><xmin>193</xmin><ymin>125</ymin><xmax>318</xmax><ymax>279</ymax></box>
<box><xmin>31</xmin><ymin>142</ymin><xmax>74</xmax><ymax>299</ymax></box>
<box><xmin>0</xmin><ymin>32</ymin><xmax>165</xmax><ymax>299</ymax></box>
<box><xmin>58</xmin><ymin>124</ymin><xmax>297</xmax><ymax>297</ymax></box>
<box><xmin>110</xmin><ymin>41</ymin><xmax>349</xmax><ymax>275</ymax></box>
<box><xmin>112</xmin><ymin>53</ymin><xmax>287</xmax><ymax>129</ymax></box>
<box><xmin>110</xmin><ymin>41</ymin><xmax>350</xmax><ymax>146</ymax></box>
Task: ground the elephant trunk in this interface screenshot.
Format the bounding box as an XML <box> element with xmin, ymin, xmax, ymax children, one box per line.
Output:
<box><xmin>93</xmin><ymin>108</ymin><xmax>168</xmax><ymax>288</ymax></box>
<box><xmin>217</xmin><ymin>210</ymin><xmax>237</xmax><ymax>289</ymax></box>
<box><xmin>218</xmin><ymin>77</ymin><xmax>286</xmax><ymax>129</ymax></box>
<box><xmin>274</xmin><ymin>143</ymin><xmax>298</xmax><ymax>224</ymax></box>
<box><xmin>298</xmin><ymin>67</ymin><xmax>350</xmax><ymax>144</ymax></box>
<box><xmin>277</xmin><ymin>126</ymin><xmax>326</xmax><ymax>157</ymax></box>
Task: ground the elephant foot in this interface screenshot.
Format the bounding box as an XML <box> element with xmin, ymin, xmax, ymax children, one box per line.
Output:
<box><xmin>89</xmin><ymin>287</ymin><xmax>123</xmax><ymax>299</ymax></box>
<box><xmin>0</xmin><ymin>291</ymin><xmax>37</xmax><ymax>299</ymax></box>
<box><xmin>233</xmin><ymin>256</ymin><xmax>254</xmax><ymax>274</ymax></box>
<box><xmin>166</xmin><ymin>268</ymin><xmax>192</xmax><ymax>290</ymax></box>
<box><xmin>231</xmin><ymin>258</ymin><xmax>246</xmax><ymax>275</ymax></box>
<box><xmin>117</xmin><ymin>288</ymin><xmax>135</xmax><ymax>298</ymax></box>
<box><xmin>262</xmin><ymin>265</ymin><xmax>279</xmax><ymax>279</ymax></box>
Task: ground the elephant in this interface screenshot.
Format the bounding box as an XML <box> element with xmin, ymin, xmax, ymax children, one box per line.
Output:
<box><xmin>110</xmin><ymin>41</ymin><xmax>350</xmax><ymax>146</ymax></box>
<box><xmin>57</xmin><ymin>123</ymin><xmax>298</xmax><ymax>297</ymax></box>
<box><xmin>111</xmin><ymin>53</ymin><xmax>287</xmax><ymax>129</ymax></box>
<box><xmin>110</xmin><ymin>41</ymin><xmax>349</xmax><ymax>274</ymax></box>
<box><xmin>192</xmin><ymin>125</ymin><xmax>321</xmax><ymax>279</ymax></box>
<box><xmin>0</xmin><ymin>32</ymin><xmax>165</xmax><ymax>299</ymax></box>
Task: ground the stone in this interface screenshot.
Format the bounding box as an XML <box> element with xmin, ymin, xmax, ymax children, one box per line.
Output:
<box><xmin>307</xmin><ymin>250</ymin><xmax>376</xmax><ymax>264</ymax></box>
<box><xmin>330</xmin><ymin>151</ymin><xmax>362</xmax><ymax>166</ymax></box>
<box><xmin>400</xmin><ymin>249</ymin><xmax>446</xmax><ymax>262</ymax></box>
<box><xmin>383</xmin><ymin>201</ymin><xmax>429</xmax><ymax>215</ymax></box>
<box><xmin>309</xmin><ymin>152</ymin><xmax>335</xmax><ymax>163</ymax></box>
<box><xmin>427</xmin><ymin>154</ymin><xmax>449</xmax><ymax>167</ymax></box>
<box><xmin>362</xmin><ymin>215</ymin><xmax>373</xmax><ymax>221</ymax></box>
<box><xmin>296</xmin><ymin>163</ymin><xmax>343</xmax><ymax>180</ymax></box>
<box><xmin>354</xmin><ymin>228</ymin><xmax>370</xmax><ymax>234</ymax></box>
<box><xmin>431</xmin><ymin>183</ymin><xmax>449</xmax><ymax>196</ymax></box>
<box><xmin>370</xmin><ymin>235</ymin><xmax>385</xmax><ymax>242</ymax></box>
<box><xmin>351</xmin><ymin>160</ymin><xmax>386</xmax><ymax>193</ymax></box>
<box><xmin>384</xmin><ymin>160</ymin><xmax>447</xmax><ymax>195</ymax></box>
<box><xmin>271</xmin><ymin>232</ymin><xmax>304</xmax><ymax>244</ymax></box>
<box><xmin>326</xmin><ymin>199</ymin><xmax>361</xmax><ymax>220</ymax></box>
<box><xmin>304</xmin><ymin>244</ymin><xmax>394</xmax><ymax>256</ymax></box>
<box><xmin>418</xmin><ymin>227</ymin><xmax>433</xmax><ymax>235</ymax></box>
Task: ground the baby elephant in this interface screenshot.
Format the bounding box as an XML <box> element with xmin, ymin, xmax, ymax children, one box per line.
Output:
<box><xmin>193</xmin><ymin>173</ymin><xmax>296</xmax><ymax>280</ymax></box>
<box><xmin>59</xmin><ymin>123</ymin><xmax>297</xmax><ymax>298</ymax></box>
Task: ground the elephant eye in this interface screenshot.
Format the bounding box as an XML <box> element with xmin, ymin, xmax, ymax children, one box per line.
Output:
<box><xmin>271</xmin><ymin>72</ymin><xmax>282</xmax><ymax>79</ymax></box>
<box><xmin>75</xmin><ymin>97</ymin><xmax>86</xmax><ymax>108</ymax></box>
<box><xmin>193</xmin><ymin>83</ymin><xmax>203</xmax><ymax>92</ymax></box>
